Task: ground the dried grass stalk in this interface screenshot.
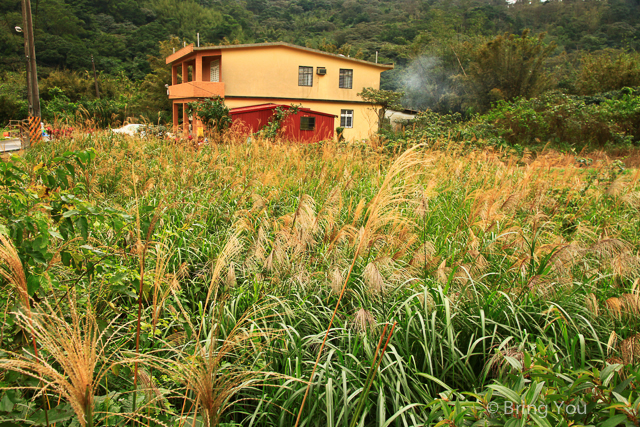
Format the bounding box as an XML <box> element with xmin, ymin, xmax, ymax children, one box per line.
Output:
<box><xmin>329</xmin><ymin>267</ymin><xmax>343</xmax><ymax>295</ymax></box>
<box><xmin>0</xmin><ymin>234</ymin><xmax>29</xmax><ymax>308</ymax></box>
<box><xmin>0</xmin><ymin>300</ymin><xmax>124</xmax><ymax>427</ymax></box>
<box><xmin>353</xmin><ymin>308</ymin><xmax>376</xmax><ymax>334</ymax></box>
<box><xmin>143</xmin><ymin>307</ymin><xmax>272</xmax><ymax>427</ymax></box>
<box><xmin>205</xmin><ymin>232</ymin><xmax>243</xmax><ymax>309</ymax></box>
<box><xmin>363</xmin><ymin>262</ymin><xmax>385</xmax><ymax>294</ymax></box>
<box><xmin>620</xmin><ymin>334</ymin><xmax>640</xmax><ymax>365</ymax></box>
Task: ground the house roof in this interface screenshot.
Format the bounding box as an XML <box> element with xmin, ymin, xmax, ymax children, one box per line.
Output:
<box><xmin>166</xmin><ymin>42</ymin><xmax>394</xmax><ymax>70</ymax></box>
<box><xmin>230</xmin><ymin>104</ymin><xmax>337</xmax><ymax>118</ymax></box>
<box><xmin>387</xmin><ymin>108</ymin><xmax>420</xmax><ymax>115</ymax></box>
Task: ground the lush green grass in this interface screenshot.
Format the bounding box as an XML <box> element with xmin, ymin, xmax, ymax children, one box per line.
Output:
<box><xmin>1</xmin><ymin>132</ymin><xmax>639</xmax><ymax>426</ymax></box>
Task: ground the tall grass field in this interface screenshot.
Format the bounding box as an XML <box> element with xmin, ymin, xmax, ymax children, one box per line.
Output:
<box><xmin>1</xmin><ymin>131</ymin><xmax>639</xmax><ymax>426</ymax></box>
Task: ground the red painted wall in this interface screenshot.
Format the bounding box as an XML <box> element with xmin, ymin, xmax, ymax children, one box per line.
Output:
<box><xmin>230</xmin><ymin>104</ymin><xmax>334</xmax><ymax>143</ymax></box>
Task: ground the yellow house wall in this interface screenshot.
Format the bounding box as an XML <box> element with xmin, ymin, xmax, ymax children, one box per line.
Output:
<box><xmin>224</xmin><ymin>98</ymin><xmax>379</xmax><ymax>140</ymax></box>
<box><xmin>221</xmin><ymin>46</ymin><xmax>383</xmax><ymax>101</ymax></box>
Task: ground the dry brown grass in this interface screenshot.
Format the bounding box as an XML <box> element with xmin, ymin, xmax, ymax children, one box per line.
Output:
<box><xmin>0</xmin><ymin>298</ymin><xmax>125</xmax><ymax>427</ymax></box>
<box><xmin>0</xmin><ymin>234</ymin><xmax>29</xmax><ymax>309</ymax></box>
<box><xmin>620</xmin><ymin>334</ymin><xmax>640</xmax><ymax>365</ymax></box>
<box><xmin>6</xmin><ymin>129</ymin><xmax>640</xmax><ymax>425</ymax></box>
<box><xmin>353</xmin><ymin>308</ymin><xmax>376</xmax><ymax>334</ymax></box>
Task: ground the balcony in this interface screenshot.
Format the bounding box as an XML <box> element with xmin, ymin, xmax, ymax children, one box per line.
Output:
<box><xmin>168</xmin><ymin>81</ymin><xmax>225</xmax><ymax>100</ymax></box>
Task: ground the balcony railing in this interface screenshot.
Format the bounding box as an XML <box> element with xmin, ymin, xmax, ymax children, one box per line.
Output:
<box><xmin>168</xmin><ymin>81</ymin><xmax>225</xmax><ymax>100</ymax></box>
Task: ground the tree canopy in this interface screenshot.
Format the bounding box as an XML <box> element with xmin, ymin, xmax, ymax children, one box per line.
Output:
<box><xmin>2</xmin><ymin>0</ymin><xmax>640</xmax><ymax>123</ymax></box>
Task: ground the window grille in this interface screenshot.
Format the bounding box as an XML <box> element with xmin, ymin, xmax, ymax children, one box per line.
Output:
<box><xmin>298</xmin><ymin>66</ymin><xmax>313</xmax><ymax>86</ymax></box>
<box><xmin>339</xmin><ymin>69</ymin><xmax>353</xmax><ymax>89</ymax></box>
<box><xmin>210</xmin><ymin>59</ymin><xmax>220</xmax><ymax>82</ymax></box>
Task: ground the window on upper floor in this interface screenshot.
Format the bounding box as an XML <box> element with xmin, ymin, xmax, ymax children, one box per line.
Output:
<box><xmin>300</xmin><ymin>117</ymin><xmax>316</xmax><ymax>131</ymax></box>
<box><xmin>339</xmin><ymin>69</ymin><xmax>353</xmax><ymax>89</ymax></box>
<box><xmin>299</xmin><ymin>66</ymin><xmax>313</xmax><ymax>86</ymax></box>
<box><xmin>210</xmin><ymin>59</ymin><xmax>220</xmax><ymax>82</ymax></box>
<box><xmin>340</xmin><ymin>110</ymin><xmax>353</xmax><ymax>128</ymax></box>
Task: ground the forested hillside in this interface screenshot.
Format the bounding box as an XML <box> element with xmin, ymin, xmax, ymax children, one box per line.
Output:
<box><xmin>2</xmin><ymin>0</ymin><xmax>639</xmax><ymax>76</ymax></box>
<box><xmin>1</xmin><ymin>0</ymin><xmax>640</xmax><ymax>126</ymax></box>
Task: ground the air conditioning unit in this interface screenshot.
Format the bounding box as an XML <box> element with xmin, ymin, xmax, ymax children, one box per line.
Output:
<box><xmin>316</xmin><ymin>67</ymin><xmax>327</xmax><ymax>75</ymax></box>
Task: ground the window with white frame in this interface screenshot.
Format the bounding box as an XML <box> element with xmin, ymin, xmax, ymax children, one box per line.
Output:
<box><xmin>340</xmin><ymin>109</ymin><xmax>353</xmax><ymax>128</ymax></box>
<box><xmin>298</xmin><ymin>66</ymin><xmax>313</xmax><ymax>86</ymax></box>
<box><xmin>339</xmin><ymin>69</ymin><xmax>353</xmax><ymax>89</ymax></box>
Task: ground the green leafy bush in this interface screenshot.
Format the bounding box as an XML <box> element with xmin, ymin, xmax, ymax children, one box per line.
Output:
<box><xmin>187</xmin><ymin>96</ymin><xmax>232</xmax><ymax>133</ymax></box>
<box><xmin>483</xmin><ymin>89</ymin><xmax>640</xmax><ymax>148</ymax></box>
<box><xmin>0</xmin><ymin>72</ymin><xmax>28</xmax><ymax>124</ymax></box>
<box><xmin>460</xmin><ymin>30</ymin><xmax>557</xmax><ymax>113</ymax></box>
<box><xmin>0</xmin><ymin>149</ymin><xmax>132</xmax><ymax>301</ymax></box>
<box><xmin>428</xmin><ymin>346</ymin><xmax>640</xmax><ymax>426</ymax></box>
<box><xmin>576</xmin><ymin>50</ymin><xmax>640</xmax><ymax>96</ymax></box>
<box><xmin>390</xmin><ymin>88</ymin><xmax>640</xmax><ymax>150</ymax></box>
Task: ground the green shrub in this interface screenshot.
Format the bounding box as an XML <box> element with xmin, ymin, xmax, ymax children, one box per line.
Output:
<box><xmin>460</xmin><ymin>30</ymin><xmax>556</xmax><ymax>113</ymax></box>
<box><xmin>389</xmin><ymin>88</ymin><xmax>640</xmax><ymax>150</ymax></box>
<box><xmin>187</xmin><ymin>96</ymin><xmax>232</xmax><ymax>133</ymax></box>
<box><xmin>0</xmin><ymin>72</ymin><xmax>28</xmax><ymax>124</ymax></box>
<box><xmin>483</xmin><ymin>90</ymin><xmax>640</xmax><ymax>148</ymax></box>
<box><xmin>428</xmin><ymin>346</ymin><xmax>640</xmax><ymax>426</ymax></box>
<box><xmin>576</xmin><ymin>50</ymin><xmax>640</xmax><ymax>96</ymax></box>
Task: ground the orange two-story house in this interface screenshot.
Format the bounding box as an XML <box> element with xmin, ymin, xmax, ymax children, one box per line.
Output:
<box><xmin>165</xmin><ymin>42</ymin><xmax>394</xmax><ymax>140</ymax></box>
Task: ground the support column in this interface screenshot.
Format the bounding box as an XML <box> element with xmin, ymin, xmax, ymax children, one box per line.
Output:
<box><xmin>182</xmin><ymin>61</ymin><xmax>188</xmax><ymax>83</ymax></box>
<box><xmin>172</xmin><ymin>102</ymin><xmax>179</xmax><ymax>131</ymax></box>
<box><xmin>172</xmin><ymin>65</ymin><xmax>178</xmax><ymax>86</ymax></box>
<box><xmin>182</xmin><ymin>103</ymin><xmax>189</xmax><ymax>135</ymax></box>
<box><xmin>195</xmin><ymin>54</ymin><xmax>203</xmax><ymax>82</ymax></box>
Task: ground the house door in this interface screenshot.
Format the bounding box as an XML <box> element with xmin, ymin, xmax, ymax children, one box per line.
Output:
<box><xmin>210</xmin><ymin>59</ymin><xmax>220</xmax><ymax>82</ymax></box>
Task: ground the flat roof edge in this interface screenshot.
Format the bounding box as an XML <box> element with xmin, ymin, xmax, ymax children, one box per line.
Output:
<box><xmin>167</xmin><ymin>42</ymin><xmax>394</xmax><ymax>69</ymax></box>
<box><xmin>230</xmin><ymin>103</ymin><xmax>337</xmax><ymax>117</ymax></box>
<box><xmin>166</xmin><ymin>44</ymin><xmax>194</xmax><ymax>64</ymax></box>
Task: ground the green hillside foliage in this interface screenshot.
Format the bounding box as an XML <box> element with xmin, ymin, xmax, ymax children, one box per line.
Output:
<box><xmin>1</xmin><ymin>0</ymin><xmax>640</xmax><ymax>147</ymax></box>
<box><xmin>3</xmin><ymin>0</ymin><xmax>639</xmax><ymax>76</ymax></box>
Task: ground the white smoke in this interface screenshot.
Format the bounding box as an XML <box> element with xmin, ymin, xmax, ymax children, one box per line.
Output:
<box><xmin>400</xmin><ymin>55</ymin><xmax>457</xmax><ymax>112</ymax></box>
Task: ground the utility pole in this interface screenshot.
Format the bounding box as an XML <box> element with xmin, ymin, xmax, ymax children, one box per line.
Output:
<box><xmin>17</xmin><ymin>22</ymin><xmax>31</xmax><ymax>115</ymax></box>
<box><xmin>22</xmin><ymin>0</ymin><xmax>41</xmax><ymax>148</ymax></box>
<box><xmin>91</xmin><ymin>55</ymin><xmax>100</xmax><ymax>99</ymax></box>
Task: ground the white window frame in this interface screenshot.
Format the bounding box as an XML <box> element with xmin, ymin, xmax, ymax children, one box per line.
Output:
<box><xmin>340</xmin><ymin>109</ymin><xmax>353</xmax><ymax>128</ymax></box>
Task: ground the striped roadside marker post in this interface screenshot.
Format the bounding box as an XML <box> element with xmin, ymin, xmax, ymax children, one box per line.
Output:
<box><xmin>28</xmin><ymin>116</ymin><xmax>42</xmax><ymax>148</ymax></box>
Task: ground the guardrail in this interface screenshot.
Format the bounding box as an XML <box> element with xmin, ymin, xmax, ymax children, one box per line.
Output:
<box><xmin>8</xmin><ymin>119</ymin><xmax>29</xmax><ymax>146</ymax></box>
<box><xmin>6</xmin><ymin>118</ymin><xmax>44</xmax><ymax>149</ymax></box>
